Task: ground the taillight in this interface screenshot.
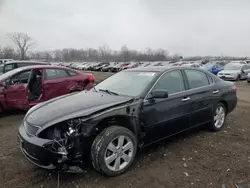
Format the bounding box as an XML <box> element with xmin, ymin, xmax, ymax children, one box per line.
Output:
<box><xmin>88</xmin><ymin>75</ymin><xmax>95</xmax><ymax>83</ymax></box>
<box><xmin>232</xmin><ymin>85</ymin><xmax>237</xmax><ymax>92</ymax></box>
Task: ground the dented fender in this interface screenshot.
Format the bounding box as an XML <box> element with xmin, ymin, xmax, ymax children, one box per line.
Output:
<box><xmin>82</xmin><ymin>99</ymin><xmax>143</xmax><ymax>138</ymax></box>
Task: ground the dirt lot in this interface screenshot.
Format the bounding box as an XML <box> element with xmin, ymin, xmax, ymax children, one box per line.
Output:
<box><xmin>0</xmin><ymin>72</ymin><xmax>250</xmax><ymax>188</ymax></box>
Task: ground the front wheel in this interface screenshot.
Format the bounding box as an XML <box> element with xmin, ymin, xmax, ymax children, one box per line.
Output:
<box><xmin>91</xmin><ymin>126</ymin><xmax>137</xmax><ymax>176</ymax></box>
<box><xmin>210</xmin><ymin>103</ymin><xmax>226</xmax><ymax>131</ymax></box>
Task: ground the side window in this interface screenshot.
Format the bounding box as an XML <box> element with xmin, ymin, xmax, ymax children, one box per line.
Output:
<box><xmin>184</xmin><ymin>70</ymin><xmax>209</xmax><ymax>89</ymax></box>
<box><xmin>9</xmin><ymin>70</ymin><xmax>31</xmax><ymax>85</ymax></box>
<box><xmin>4</xmin><ymin>64</ymin><xmax>15</xmax><ymax>72</ymax></box>
<box><xmin>67</xmin><ymin>70</ymin><xmax>77</xmax><ymax>76</ymax></box>
<box><xmin>152</xmin><ymin>70</ymin><xmax>185</xmax><ymax>95</ymax></box>
<box><xmin>207</xmin><ymin>75</ymin><xmax>214</xmax><ymax>84</ymax></box>
<box><xmin>45</xmin><ymin>69</ymin><xmax>69</xmax><ymax>80</ymax></box>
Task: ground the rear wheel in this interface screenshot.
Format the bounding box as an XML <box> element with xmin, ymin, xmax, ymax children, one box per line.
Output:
<box><xmin>210</xmin><ymin>103</ymin><xmax>226</xmax><ymax>131</ymax></box>
<box><xmin>91</xmin><ymin>126</ymin><xmax>137</xmax><ymax>176</ymax></box>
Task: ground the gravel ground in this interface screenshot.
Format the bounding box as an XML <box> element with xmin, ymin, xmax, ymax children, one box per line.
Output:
<box><xmin>0</xmin><ymin>72</ymin><xmax>250</xmax><ymax>188</ymax></box>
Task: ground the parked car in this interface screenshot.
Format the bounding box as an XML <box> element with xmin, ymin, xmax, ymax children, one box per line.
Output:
<box><xmin>18</xmin><ymin>66</ymin><xmax>237</xmax><ymax>176</ymax></box>
<box><xmin>217</xmin><ymin>63</ymin><xmax>250</xmax><ymax>81</ymax></box>
<box><xmin>0</xmin><ymin>61</ymin><xmax>51</xmax><ymax>75</ymax></box>
<box><xmin>93</xmin><ymin>63</ymin><xmax>110</xmax><ymax>71</ymax></box>
<box><xmin>88</xmin><ymin>62</ymin><xmax>102</xmax><ymax>71</ymax></box>
<box><xmin>0</xmin><ymin>59</ymin><xmax>14</xmax><ymax>64</ymax></box>
<box><xmin>101</xmin><ymin>62</ymin><xmax>117</xmax><ymax>72</ymax></box>
<box><xmin>120</xmin><ymin>62</ymin><xmax>139</xmax><ymax>70</ymax></box>
<box><xmin>200</xmin><ymin>61</ymin><xmax>227</xmax><ymax>75</ymax></box>
<box><xmin>0</xmin><ymin>65</ymin><xmax>94</xmax><ymax>113</ymax></box>
<box><xmin>247</xmin><ymin>72</ymin><xmax>250</xmax><ymax>83</ymax></box>
<box><xmin>111</xmin><ymin>62</ymin><xmax>128</xmax><ymax>72</ymax></box>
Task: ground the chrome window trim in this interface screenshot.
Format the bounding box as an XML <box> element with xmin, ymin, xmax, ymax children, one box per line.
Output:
<box><xmin>144</xmin><ymin>68</ymin><xmax>215</xmax><ymax>101</ymax></box>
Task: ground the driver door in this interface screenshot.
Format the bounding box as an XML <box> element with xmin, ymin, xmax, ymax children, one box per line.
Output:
<box><xmin>142</xmin><ymin>70</ymin><xmax>192</xmax><ymax>144</ymax></box>
<box><xmin>5</xmin><ymin>70</ymin><xmax>31</xmax><ymax>110</ymax></box>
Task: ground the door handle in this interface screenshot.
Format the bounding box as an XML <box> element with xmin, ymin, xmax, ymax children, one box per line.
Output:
<box><xmin>213</xmin><ymin>90</ymin><xmax>219</xmax><ymax>94</ymax></box>
<box><xmin>182</xmin><ymin>97</ymin><xmax>190</xmax><ymax>102</ymax></box>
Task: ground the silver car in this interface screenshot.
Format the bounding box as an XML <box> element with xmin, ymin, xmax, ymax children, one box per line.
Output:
<box><xmin>218</xmin><ymin>63</ymin><xmax>250</xmax><ymax>81</ymax></box>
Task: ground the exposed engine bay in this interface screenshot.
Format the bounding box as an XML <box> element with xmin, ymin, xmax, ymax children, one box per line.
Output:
<box><xmin>40</xmin><ymin>118</ymin><xmax>89</xmax><ymax>172</ymax></box>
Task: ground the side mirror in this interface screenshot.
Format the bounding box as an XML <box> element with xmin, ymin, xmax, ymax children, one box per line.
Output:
<box><xmin>150</xmin><ymin>89</ymin><xmax>168</xmax><ymax>99</ymax></box>
<box><xmin>241</xmin><ymin>69</ymin><xmax>245</xmax><ymax>73</ymax></box>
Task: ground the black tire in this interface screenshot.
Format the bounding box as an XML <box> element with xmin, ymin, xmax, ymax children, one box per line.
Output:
<box><xmin>210</xmin><ymin>103</ymin><xmax>226</xmax><ymax>132</ymax></box>
<box><xmin>236</xmin><ymin>74</ymin><xmax>241</xmax><ymax>81</ymax></box>
<box><xmin>91</xmin><ymin>126</ymin><xmax>137</xmax><ymax>176</ymax></box>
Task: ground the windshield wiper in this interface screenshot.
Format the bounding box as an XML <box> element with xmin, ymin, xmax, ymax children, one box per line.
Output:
<box><xmin>98</xmin><ymin>89</ymin><xmax>119</xmax><ymax>95</ymax></box>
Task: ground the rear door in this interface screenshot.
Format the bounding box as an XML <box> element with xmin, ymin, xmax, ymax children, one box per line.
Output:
<box><xmin>142</xmin><ymin>70</ymin><xmax>192</xmax><ymax>144</ymax></box>
<box><xmin>182</xmin><ymin>69</ymin><xmax>214</xmax><ymax>127</ymax></box>
<box><xmin>5</xmin><ymin>69</ymin><xmax>31</xmax><ymax>109</ymax></box>
<box><xmin>43</xmin><ymin>68</ymin><xmax>72</xmax><ymax>101</ymax></box>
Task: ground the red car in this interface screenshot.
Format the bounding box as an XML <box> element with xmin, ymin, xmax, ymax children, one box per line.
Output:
<box><xmin>120</xmin><ymin>62</ymin><xmax>139</xmax><ymax>70</ymax></box>
<box><xmin>0</xmin><ymin>65</ymin><xmax>95</xmax><ymax>113</ymax></box>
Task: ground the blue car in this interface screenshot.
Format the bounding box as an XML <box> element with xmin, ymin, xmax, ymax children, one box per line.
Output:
<box><xmin>201</xmin><ymin>62</ymin><xmax>227</xmax><ymax>75</ymax></box>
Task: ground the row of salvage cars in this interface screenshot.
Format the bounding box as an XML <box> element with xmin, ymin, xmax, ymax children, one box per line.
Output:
<box><xmin>1</xmin><ymin>60</ymin><xmax>237</xmax><ymax>176</ymax></box>
<box><xmin>60</xmin><ymin>60</ymin><xmax>250</xmax><ymax>83</ymax></box>
<box><xmin>59</xmin><ymin>61</ymin><xmax>200</xmax><ymax>72</ymax></box>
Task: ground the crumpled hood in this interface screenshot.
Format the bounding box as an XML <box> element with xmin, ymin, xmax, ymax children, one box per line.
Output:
<box><xmin>25</xmin><ymin>91</ymin><xmax>133</xmax><ymax>127</ymax></box>
<box><xmin>219</xmin><ymin>70</ymin><xmax>240</xmax><ymax>74</ymax></box>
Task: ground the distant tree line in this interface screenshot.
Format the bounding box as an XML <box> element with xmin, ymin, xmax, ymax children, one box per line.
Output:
<box><xmin>0</xmin><ymin>32</ymin><xmax>248</xmax><ymax>62</ymax></box>
<box><xmin>0</xmin><ymin>44</ymin><xmax>171</xmax><ymax>62</ymax></box>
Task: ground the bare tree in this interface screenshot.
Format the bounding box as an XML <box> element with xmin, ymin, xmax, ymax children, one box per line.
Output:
<box><xmin>2</xmin><ymin>46</ymin><xmax>17</xmax><ymax>59</ymax></box>
<box><xmin>7</xmin><ymin>32</ymin><xmax>35</xmax><ymax>60</ymax></box>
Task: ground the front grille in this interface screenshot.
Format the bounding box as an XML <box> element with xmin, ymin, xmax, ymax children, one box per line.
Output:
<box><xmin>24</xmin><ymin>121</ymin><xmax>40</xmax><ymax>136</ymax></box>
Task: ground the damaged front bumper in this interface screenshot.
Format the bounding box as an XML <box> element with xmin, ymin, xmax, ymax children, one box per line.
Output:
<box><xmin>18</xmin><ymin>123</ymin><xmax>84</xmax><ymax>173</ymax></box>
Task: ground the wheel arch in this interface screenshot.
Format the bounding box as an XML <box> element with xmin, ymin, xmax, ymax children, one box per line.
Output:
<box><xmin>218</xmin><ymin>100</ymin><xmax>228</xmax><ymax>114</ymax></box>
<box><xmin>92</xmin><ymin>115</ymin><xmax>140</xmax><ymax>140</ymax></box>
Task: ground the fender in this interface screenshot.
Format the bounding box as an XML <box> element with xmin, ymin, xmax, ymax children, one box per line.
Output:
<box><xmin>83</xmin><ymin>99</ymin><xmax>143</xmax><ymax>139</ymax></box>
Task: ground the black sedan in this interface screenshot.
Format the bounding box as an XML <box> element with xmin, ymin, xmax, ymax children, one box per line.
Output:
<box><xmin>18</xmin><ymin>66</ymin><xmax>237</xmax><ymax>176</ymax></box>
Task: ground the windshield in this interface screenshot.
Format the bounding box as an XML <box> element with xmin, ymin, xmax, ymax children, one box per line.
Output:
<box><xmin>95</xmin><ymin>71</ymin><xmax>158</xmax><ymax>96</ymax></box>
<box><xmin>224</xmin><ymin>64</ymin><xmax>242</xmax><ymax>70</ymax></box>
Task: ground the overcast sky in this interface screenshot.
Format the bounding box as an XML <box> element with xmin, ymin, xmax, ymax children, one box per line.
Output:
<box><xmin>0</xmin><ymin>0</ymin><xmax>250</xmax><ymax>56</ymax></box>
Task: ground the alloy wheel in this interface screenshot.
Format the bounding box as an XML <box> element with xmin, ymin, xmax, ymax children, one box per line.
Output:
<box><xmin>214</xmin><ymin>106</ymin><xmax>225</xmax><ymax>128</ymax></box>
<box><xmin>104</xmin><ymin>135</ymin><xmax>134</xmax><ymax>172</ymax></box>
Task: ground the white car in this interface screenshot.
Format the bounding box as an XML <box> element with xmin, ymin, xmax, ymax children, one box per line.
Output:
<box><xmin>217</xmin><ymin>63</ymin><xmax>250</xmax><ymax>81</ymax></box>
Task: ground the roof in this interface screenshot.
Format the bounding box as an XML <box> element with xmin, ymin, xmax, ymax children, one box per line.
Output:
<box><xmin>16</xmin><ymin>65</ymin><xmax>72</xmax><ymax>71</ymax></box>
<box><xmin>4</xmin><ymin>60</ymin><xmax>50</xmax><ymax>65</ymax></box>
<box><xmin>124</xmin><ymin>65</ymin><xmax>213</xmax><ymax>75</ymax></box>
<box><xmin>124</xmin><ymin>65</ymin><xmax>177</xmax><ymax>72</ymax></box>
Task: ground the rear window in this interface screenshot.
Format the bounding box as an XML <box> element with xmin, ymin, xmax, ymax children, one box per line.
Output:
<box><xmin>67</xmin><ymin>70</ymin><xmax>77</xmax><ymax>76</ymax></box>
<box><xmin>184</xmin><ymin>70</ymin><xmax>210</xmax><ymax>89</ymax></box>
<box><xmin>45</xmin><ymin>68</ymin><xmax>70</xmax><ymax>80</ymax></box>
